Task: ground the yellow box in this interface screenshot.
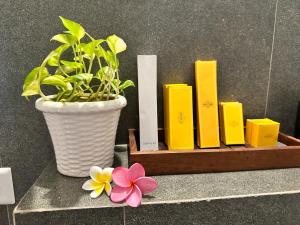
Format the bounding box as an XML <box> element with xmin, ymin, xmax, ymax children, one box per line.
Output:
<box><xmin>219</xmin><ymin>102</ymin><xmax>245</xmax><ymax>145</ymax></box>
<box><xmin>163</xmin><ymin>84</ymin><xmax>188</xmax><ymax>146</ymax></box>
<box><xmin>246</xmin><ymin>119</ymin><xmax>280</xmax><ymax>147</ymax></box>
<box><xmin>245</xmin><ymin>119</ymin><xmax>271</xmax><ymax>143</ymax></box>
<box><xmin>195</xmin><ymin>60</ymin><xmax>220</xmax><ymax>148</ymax></box>
<box><xmin>163</xmin><ymin>84</ymin><xmax>194</xmax><ymax>150</ymax></box>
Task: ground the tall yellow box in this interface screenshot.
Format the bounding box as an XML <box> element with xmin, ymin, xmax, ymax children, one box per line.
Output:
<box><xmin>219</xmin><ymin>102</ymin><xmax>245</xmax><ymax>145</ymax></box>
<box><xmin>246</xmin><ymin>119</ymin><xmax>280</xmax><ymax>147</ymax></box>
<box><xmin>163</xmin><ymin>84</ymin><xmax>194</xmax><ymax>150</ymax></box>
<box><xmin>195</xmin><ymin>60</ymin><xmax>220</xmax><ymax>148</ymax></box>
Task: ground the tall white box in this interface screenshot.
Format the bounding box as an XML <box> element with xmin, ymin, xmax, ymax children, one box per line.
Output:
<box><xmin>137</xmin><ymin>55</ymin><xmax>159</xmax><ymax>150</ymax></box>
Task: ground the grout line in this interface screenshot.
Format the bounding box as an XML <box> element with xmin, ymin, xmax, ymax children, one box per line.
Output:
<box><xmin>6</xmin><ymin>206</ymin><xmax>11</xmax><ymax>225</ymax></box>
<box><xmin>264</xmin><ymin>0</ymin><xmax>279</xmax><ymax>117</ymax></box>
<box><xmin>123</xmin><ymin>207</ymin><xmax>126</xmax><ymax>225</ymax></box>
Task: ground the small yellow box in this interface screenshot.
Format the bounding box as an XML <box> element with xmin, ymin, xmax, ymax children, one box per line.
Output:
<box><xmin>246</xmin><ymin>118</ymin><xmax>280</xmax><ymax>147</ymax></box>
<box><xmin>163</xmin><ymin>84</ymin><xmax>194</xmax><ymax>150</ymax></box>
<box><xmin>245</xmin><ymin>119</ymin><xmax>271</xmax><ymax>143</ymax></box>
<box><xmin>195</xmin><ymin>60</ymin><xmax>220</xmax><ymax>148</ymax></box>
<box><xmin>219</xmin><ymin>102</ymin><xmax>245</xmax><ymax>145</ymax></box>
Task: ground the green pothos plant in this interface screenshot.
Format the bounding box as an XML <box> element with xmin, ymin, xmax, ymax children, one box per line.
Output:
<box><xmin>22</xmin><ymin>16</ymin><xmax>134</xmax><ymax>102</ymax></box>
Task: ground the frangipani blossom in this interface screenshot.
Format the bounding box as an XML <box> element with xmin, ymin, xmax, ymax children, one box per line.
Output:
<box><xmin>82</xmin><ymin>166</ymin><xmax>113</xmax><ymax>198</ymax></box>
<box><xmin>110</xmin><ymin>163</ymin><xmax>157</xmax><ymax>207</ymax></box>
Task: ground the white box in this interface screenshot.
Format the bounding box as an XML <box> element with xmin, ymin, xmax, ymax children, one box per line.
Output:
<box><xmin>0</xmin><ymin>168</ymin><xmax>15</xmax><ymax>204</ymax></box>
<box><xmin>137</xmin><ymin>55</ymin><xmax>159</xmax><ymax>150</ymax></box>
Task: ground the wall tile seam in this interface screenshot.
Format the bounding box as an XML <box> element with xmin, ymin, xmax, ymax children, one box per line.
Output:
<box><xmin>123</xmin><ymin>207</ymin><xmax>126</xmax><ymax>225</ymax></box>
<box><xmin>264</xmin><ymin>0</ymin><xmax>280</xmax><ymax>117</ymax></box>
<box><xmin>6</xmin><ymin>206</ymin><xmax>11</xmax><ymax>225</ymax></box>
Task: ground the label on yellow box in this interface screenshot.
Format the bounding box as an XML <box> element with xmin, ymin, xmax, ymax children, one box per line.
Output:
<box><xmin>219</xmin><ymin>102</ymin><xmax>245</xmax><ymax>145</ymax></box>
<box><xmin>163</xmin><ymin>84</ymin><xmax>194</xmax><ymax>150</ymax></box>
<box><xmin>195</xmin><ymin>60</ymin><xmax>220</xmax><ymax>148</ymax></box>
<box><xmin>246</xmin><ymin>119</ymin><xmax>280</xmax><ymax>147</ymax></box>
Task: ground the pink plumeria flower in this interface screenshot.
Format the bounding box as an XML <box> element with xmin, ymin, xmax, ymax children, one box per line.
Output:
<box><xmin>110</xmin><ymin>163</ymin><xmax>157</xmax><ymax>207</ymax></box>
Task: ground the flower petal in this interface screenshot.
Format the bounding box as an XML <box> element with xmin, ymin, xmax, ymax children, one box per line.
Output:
<box><xmin>104</xmin><ymin>182</ymin><xmax>112</xmax><ymax>196</ymax></box>
<box><xmin>90</xmin><ymin>166</ymin><xmax>103</xmax><ymax>182</ymax></box>
<box><xmin>90</xmin><ymin>184</ymin><xmax>105</xmax><ymax>198</ymax></box>
<box><xmin>110</xmin><ymin>185</ymin><xmax>133</xmax><ymax>202</ymax></box>
<box><xmin>126</xmin><ymin>185</ymin><xmax>142</xmax><ymax>207</ymax></box>
<box><xmin>134</xmin><ymin>177</ymin><xmax>157</xmax><ymax>194</ymax></box>
<box><xmin>112</xmin><ymin>167</ymin><xmax>131</xmax><ymax>187</ymax></box>
<box><xmin>82</xmin><ymin>179</ymin><xmax>102</xmax><ymax>191</ymax></box>
<box><xmin>100</xmin><ymin>167</ymin><xmax>114</xmax><ymax>183</ymax></box>
<box><xmin>128</xmin><ymin>163</ymin><xmax>145</xmax><ymax>181</ymax></box>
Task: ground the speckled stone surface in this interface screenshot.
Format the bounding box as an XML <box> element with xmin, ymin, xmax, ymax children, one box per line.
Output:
<box><xmin>14</xmin><ymin>147</ymin><xmax>128</xmax><ymax>212</ymax></box>
<box><xmin>14</xmin><ymin>146</ymin><xmax>300</xmax><ymax>225</ymax></box>
<box><xmin>0</xmin><ymin>206</ymin><xmax>9</xmax><ymax>225</ymax></box>
<box><xmin>15</xmin><ymin>208</ymin><xmax>124</xmax><ymax>225</ymax></box>
<box><xmin>266</xmin><ymin>0</ymin><xmax>300</xmax><ymax>135</ymax></box>
<box><xmin>126</xmin><ymin>193</ymin><xmax>300</xmax><ymax>225</ymax></box>
<box><xmin>14</xmin><ymin>208</ymin><xmax>124</xmax><ymax>225</ymax></box>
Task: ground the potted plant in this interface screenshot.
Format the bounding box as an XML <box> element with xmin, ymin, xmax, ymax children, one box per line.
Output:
<box><xmin>22</xmin><ymin>16</ymin><xmax>134</xmax><ymax>177</ymax></box>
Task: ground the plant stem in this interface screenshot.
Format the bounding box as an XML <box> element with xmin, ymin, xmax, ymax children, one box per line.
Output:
<box><xmin>87</xmin><ymin>55</ymin><xmax>95</xmax><ymax>74</ymax></box>
<box><xmin>71</xmin><ymin>45</ymin><xmax>79</xmax><ymax>74</ymax></box>
<box><xmin>66</xmin><ymin>83</ymin><xmax>78</xmax><ymax>102</ymax></box>
<box><xmin>85</xmin><ymin>32</ymin><xmax>95</xmax><ymax>41</ymax></box>
<box><xmin>59</xmin><ymin>65</ymin><xmax>69</xmax><ymax>77</ymax></box>
<box><xmin>96</xmin><ymin>56</ymin><xmax>102</xmax><ymax>69</ymax></box>
<box><xmin>78</xmin><ymin>40</ymin><xmax>87</xmax><ymax>73</ymax></box>
<box><xmin>116</xmin><ymin>70</ymin><xmax>120</xmax><ymax>98</ymax></box>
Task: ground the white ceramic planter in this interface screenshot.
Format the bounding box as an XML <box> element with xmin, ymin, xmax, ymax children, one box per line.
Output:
<box><xmin>35</xmin><ymin>96</ymin><xmax>127</xmax><ymax>177</ymax></box>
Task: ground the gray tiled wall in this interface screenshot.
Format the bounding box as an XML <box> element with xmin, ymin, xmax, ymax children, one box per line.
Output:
<box><xmin>265</xmin><ymin>0</ymin><xmax>300</xmax><ymax>134</ymax></box>
<box><xmin>0</xmin><ymin>0</ymin><xmax>299</xmax><ymax>224</ymax></box>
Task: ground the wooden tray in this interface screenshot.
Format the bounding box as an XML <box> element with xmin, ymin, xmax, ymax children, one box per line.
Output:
<box><xmin>128</xmin><ymin>128</ymin><xmax>300</xmax><ymax>175</ymax></box>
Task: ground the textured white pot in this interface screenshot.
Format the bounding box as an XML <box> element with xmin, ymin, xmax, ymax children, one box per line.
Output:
<box><xmin>35</xmin><ymin>96</ymin><xmax>127</xmax><ymax>177</ymax></box>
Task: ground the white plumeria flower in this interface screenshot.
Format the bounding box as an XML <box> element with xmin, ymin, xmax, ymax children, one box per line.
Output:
<box><xmin>82</xmin><ymin>166</ymin><xmax>114</xmax><ymax>198</ymax></box>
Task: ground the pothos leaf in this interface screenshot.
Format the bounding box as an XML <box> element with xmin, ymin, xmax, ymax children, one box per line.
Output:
<box><xmin>59</xmin><ymin>16</ymin><xmax>85</xmax><ymax>41</ymax></box>
<box><xmin>41</xmin><ymin>75</ymin><xmax>68</xmax><ymax>90</ymax></box>
<box><xmin>94</xmin><ymin>45</ymin><xmax>106</xmax><ymax>58</ymax></box>
<box><xmin>106</xmin><ymin>34</ymin><xmax>127</xmax><ymax>54</ymax></box>
<box><xmin>51</xmin><ymin>34</ymin><xmax>77</xmax><ymax>45</ymax></box>
<box><xmin>60</xmin><ymin>60</ymin><xmax>83</xmax><ymax>69</ymax></box>
<box><xmin>112</xmin><ymin>79</ymin><xmax>121</xmax><ymax>87</ymax></box>
<box><xmin>83</xmin><ymin>39</ymin><xmax>105</xmax><ymax>57</ymax></box>
<box><xmin>22</xmin><ymin>67</ymin><xmax>49</xmax><ymax>96</ymax></box>
<box><xmin>46</xmin><ymin>44</ymin><xmax>70</xmax><ymax>67</ymax></box>
<box><xmin>65</xmin><ymin>73</ymin><xmax>93</xmax><ymax>83</ymax></box>
<box><xmin>110</xmin><ymin>79</ymin><xmax>121</xmax><ymax>93</ymax></box>
<box><xmin>102</xmin><ymin>50</ymin><xmax>119</xmax><ymax>69</ymax></box>
<box><xmin>119</xmin><ymin>80</ymin><xmax>135</xmax><ymax>91</ymax></box>
<box><xmin>95</xmin><ymin>66</ymin><xmax>109</xmax><ymax>80</ymax></box>
<box><xmin>75</xmin><ymin>43</ymin><xmax>86</xmax><ymax>52</ymax></box>
<box><xmin>55</xmin><ymin>65</ymin><xmax>76</xmax><ymax>75</ymax></box>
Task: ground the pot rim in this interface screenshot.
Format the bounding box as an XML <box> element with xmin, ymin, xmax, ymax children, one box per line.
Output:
<box><xmin>35</xmin><ymin>95</ymin><xmax>127</xmax><ymax>113</ymax></box>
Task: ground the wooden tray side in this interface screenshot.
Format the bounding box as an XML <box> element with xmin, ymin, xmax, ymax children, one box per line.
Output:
<box><xmin>278</xmin><ymin>133</ymin><xmax>300</xmax><ymax>146</ymax></box>
<box><xmin>128</xmin><ymin>129</ymin><xmax>300</xmax><ymax>175</ymax></box>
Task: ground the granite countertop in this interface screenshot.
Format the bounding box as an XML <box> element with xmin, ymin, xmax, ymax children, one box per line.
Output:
<box><xmin>14</xmin><ymin>145</ymin><xmax>300</xmax><ymax>214</ymax></box>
